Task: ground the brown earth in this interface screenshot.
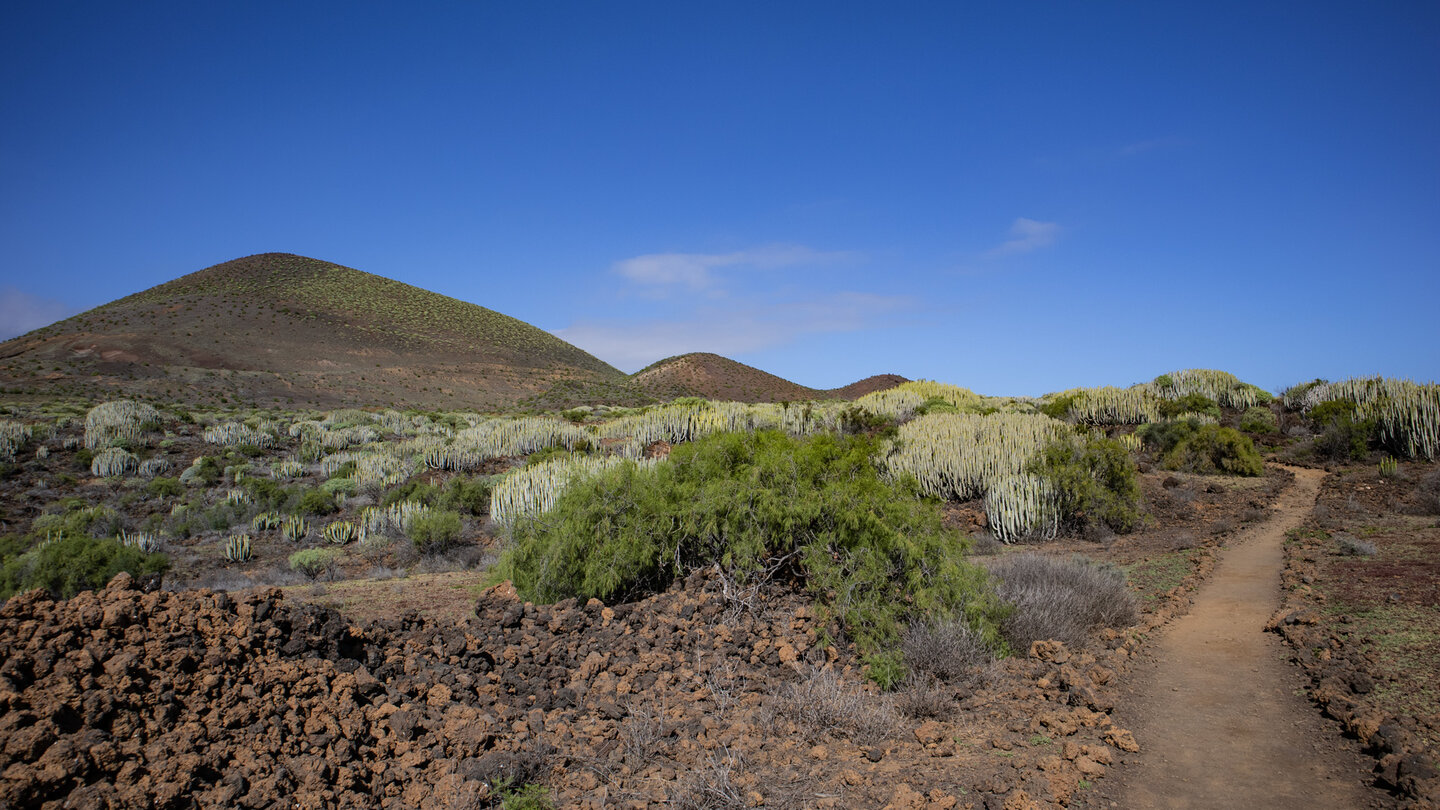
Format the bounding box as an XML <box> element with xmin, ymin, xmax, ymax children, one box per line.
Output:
<box><xmin>628</xmin><ymin>353</ymin><xmax>906</xmax><ymax>404</ymax></box>
<box><xmin>0</xmin><ymin>253</ymin><xmax>628</xmax><ymax>412</ymax></box>
<box><xmin>1091</xmin><ymin>467</ymin><xmax>1398</xmax><ymax>810</ymax></box>
<box><xmin>0</xmin><ymin>567</ymin><xmax>1157</xmax><ymax>810</ymax></box>
<box><xmin>0</xmin><ymin>257</ymin><xmax>906</xmax><ymax>411</ymax></box>
<box><xmin>1268</xmin><ymin>462</ymin><xmax>1440</xmax><ymax>806</ymax></box>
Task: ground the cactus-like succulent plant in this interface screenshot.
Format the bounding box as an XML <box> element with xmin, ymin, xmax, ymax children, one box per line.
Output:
<box><xmin>224</xmin><ymin>534</ymin><xmax>253</xmax><ymax>563</ymax></box>
<box><xmin>281</xmin><ymin>515</ymin><xmax>309</xmax><ymax>542</ymax></box>
<box><xmin>322</xmin><ymin>521</ymin><xmax>357</xmax><ymax>545</ymax></box>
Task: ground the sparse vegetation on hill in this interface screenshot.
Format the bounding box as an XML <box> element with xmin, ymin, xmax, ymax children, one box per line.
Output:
<box><xmin>1</xmin><ymin>365</ymin><xmax>1433</xmax><ymax>808</ymax></box>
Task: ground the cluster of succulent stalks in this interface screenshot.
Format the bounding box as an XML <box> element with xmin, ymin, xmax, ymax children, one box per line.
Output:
<box><xmin>454</xmin><ymin>416</ymin><xmax>592</xmax><ymax>459</ymax></box>
<box><xmin>203</xmin><ymin>421</ymin><xmax>277</xmax><ymax>448</ymax></box>
<box><xmin>224</xmin><ymin>533</ymin><xmax>252</xmax><ymax>562</ymax></box>
<box><xmin>884</xmin><ymin>412</ymin><xmax>1064</xmax><ymax>501</ymax></box>
<box><xmin>984</xmin><ymin>473</ymin><xmax>1059</xmax><ymax>543</ymax></box>
<box><xmin>280</xmin><ymin>515</ymin><xmax>308</xmax><ymax>542</ymax></box>
<box><xmin>1059</xmin><ymin>386</ymin><xmax>1160</xmax><ymax>425</ymax></box>
<box><xmin>0</xmin><ymin>421</ymin><xmax>30</xmax><ymax>463</ymax></box>
<box><xmin>323</xmin><ymin>521</ymin><xmax>358</xmax><ymax>545</ymax></box>
<box><xmin>250</xmin><ymin>512</ymin><xmax>283</xmax><ymax>531</ymax></box>
<box><xmin>319</xmin><ymin>450</ymin><xmax>413</xmax><ymax>487</ymax></box>
<box><xmin>90</xmin><ymin>447</ymin><xmax>138</xmax><ymax>477</ymax></box>
<box><xmin>271</xmin><ymin>460</ymin><xmax>306</xmax><ymax>479</ymax></box>
<box><xmin>1379</xmin><ymin>456</ymin><xmax>1399</xmax><ymax>477</ymax></box>
<box><xmin>118</xmin><ymin>530</ymin><xmax>161</xmax><ymax>553</ymax></box>
<box><xmin>84</xmin><ymin>399</ymin><xmax>159</xmax><ymax>449</ymax></box>
<box><xmin>1296</xmin><ymin>377</ymin><xmax>1439</xmax><ymax>460</ymax></box>
<box><xmin>358</xmin><ymin>500</ymin><xmax>431</xmax><ymax>537</ymax></box>
<box><xmin>1147</xmin><ymin>368</ymin><xmax>1270</xmax><ymax>409</ymax></box>
<box><xmin>490</xmin><ymin>455</ymin><xmax>653</xmax><ymax>526</ymax></box>
<box><xmin>596</xmin><ymin>401</ymin><xmax>780</xmax><ymax>446</ymax></box>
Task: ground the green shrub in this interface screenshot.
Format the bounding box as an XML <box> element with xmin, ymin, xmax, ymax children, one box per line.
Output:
<box><xmin>1039</xmin><ymin>393</ymin><xmax>1078</xmax><ymax>421</ymax></box>
<box><xmin>1310</xmin><ymin>399</ymin><xmax>1376</xmax><ymax>461</ymax></box>
<box><xmin>381</xmin><ymin>477</ymin><xmax>491</xmax><ymax>516</ymax></box>
<box><xmin>295</xmin><ymin>487</ymin><xmax>339</xmax><ymax>516</ymax></box>
<box><xmin>915</xmin><ymin>396</ymin><xmax>960</xmax><ymax>416</ymax></box>
<box><xmin>443</xmin><ymin>476</ymin><xmax>492</xmax><ymax>516</ymax></box>
<box><xmin>242</xmin><ymin>476</ymin><xmax>289</xmax><ymax>510</ymax></box>
<box><xmin>1</xmin><ymin>534</ymin><xmax>169</xmax><ymax>599</ymax></box>
<box><xmin>1238</xmin><ymin>406</ymin><xmax>1278</xmax><ymax>434</ymax></box>
<box><xmin>146</xmin><ymin>476</ymin><xmax>183</xmax><ymax>498</ymax></box>
<box><xmin>321</xmin><ymin>477</ymin><xmax>357</xmax><ymax>497</ymax></box>
<box><xmin>381</xmin><ymin>479</ymin><xmax>439</xmax><ymax>507</ymax></box>
<box><xmin>1158</xmin><ymin>393</ymin><xmax>1221</xmax><ymax>421</ymax></box>
<box><xmin>407</xmin><ymin>510</ymin><xmax>462</xmax><ymax>554</ymax></box>
<box><xmin>496</xmin><ymin>781</ymin><xmax>555</xmax><ymax>810</ymax></box>
<box><xmin>1027</xmin><ymin>435</ymin><xmax>1144</xmax><ymax>533</ymax></box>
<box><xmin>288</xmin><ymin>548</ymin><xmax>341</xmax><ymax>579</ymax></box>
<box><xmin>1160</xmin><ymin>424</ymin><xmax>1264</xmax><ymax>476</ymax></box>
<box><xmin>493</xmin><ymin>430</ymin><xmax>1007</xmax><ymax>684</ymax></box>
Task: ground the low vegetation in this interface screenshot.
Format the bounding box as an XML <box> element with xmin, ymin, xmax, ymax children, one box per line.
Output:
<box><xmin>493</xmin><ymin>429</ymin><xmax>1008</xmax><ymax>684</ymax></box>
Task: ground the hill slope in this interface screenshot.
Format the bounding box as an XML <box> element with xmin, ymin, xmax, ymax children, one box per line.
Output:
<box><xmin>0</xmin><ymin>253</ymin><xmax>626</xmax><ymax>410</ymax></box>
<box><xmin>629</xmin><ymin>353</ymin><xmax>906</xmax><ymax>403</ymax></box>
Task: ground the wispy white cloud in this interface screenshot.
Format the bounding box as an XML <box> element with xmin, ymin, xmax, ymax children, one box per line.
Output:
<box><xmin>0</xmin><ymin>287</ymin><xmax>79</xmax><ymax>341</ymax></box>
<box><xmin>613</xmin><ymin>244</ymin><xmax>856</xmax><ymax>291</ymax></box>
<box><xmin>553</xmin><ymin>291</ymin><xmax>913</xmax><ymax>372</ymax></box>
<box><xmin>987</xmin><ymin>217</ymin><xmax>1060</xmax><ymax>257</ymax></box>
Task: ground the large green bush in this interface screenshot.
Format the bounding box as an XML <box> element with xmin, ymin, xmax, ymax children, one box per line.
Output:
<box><xmin>1143</xmin><ymin>420</ymin><xmax>1264</xmax><ymax>476</ymax></box>
<box><xmin>1027</xmin><ymin>434</ymin><xmax>1144</xmax><ymax>533</ymax></box>
<box><xmin>1140</xmin><ymin>418</ymin><xmax>1265</xmax><ymax>476</ymax></box>
<box><xmin>1309</xmin><ymin>399</ymin><xmax>1376</xmax><ymax>461</ymax></box>
<box><xmin>1</xmin><ymin>535</ymin><xmax>169</xmax><ymax>599</ymax></box>
<box><xmin>1157</xmin><ymin>393</ymin><xmax>1221</xmax><ymax>421</ymax></box>
<box><xmin>1238</xmin><ymin>406</ymin><xmax>1278</xmax><ymax>434</ymax></box>
<box><xmin>492</xmin><ymin>430</ymin><xmax>1007</xmax><ymax>683</ymax></box>
<box><xmin>407</xmin><ymin>510</ymin><xmax>462</xmax><ymax>554</ymax></box>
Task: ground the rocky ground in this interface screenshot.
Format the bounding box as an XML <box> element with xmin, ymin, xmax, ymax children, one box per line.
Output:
<box><xmin>1268</xmin><ymin>461</ymin><xmax>1440</xmax><ymax>807</ymax></box>
<box><xmin>0</xmin><ymin>566</ymin><xmax>1161</xmax><ymax>810</ymax></box>
<box><xmin>4</xmin><ymin>428</ymin><xmax>1432</xmax><ymax>808</ymax></box>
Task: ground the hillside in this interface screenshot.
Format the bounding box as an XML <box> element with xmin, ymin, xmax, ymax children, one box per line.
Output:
<box><xmin>0</xmin><ymin>253</ymin><xmax>627</xmax><ymax>410</ymax></box>
<box><xmin>629</xmin><ymin>352</ymin><xmax>907</xmax><ymax>403</ymax></box>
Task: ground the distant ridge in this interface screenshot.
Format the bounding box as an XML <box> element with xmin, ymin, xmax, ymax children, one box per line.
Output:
<box><xmin>628</xmin><ymin>353</ymin><xmax>907</xmax><ymax>404</ymax></box>
<box><xmin>0</xmin><ymin>253</ymin><xmax>625</xmax><ymax>410</ymax></box>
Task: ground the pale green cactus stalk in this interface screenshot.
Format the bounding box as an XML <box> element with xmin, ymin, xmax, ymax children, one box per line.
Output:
<box><xmin>281</xmin><ymin>515</ymin><xmax>309</xmax><ymax>542</ymax></box>
<box><xmin>91</xmin><ymin>447</ymin><xmax>139</xmax><ymax>477</ymax></box>
<box><xmin>224</xmin><ymin>534</ymin><xmax>253</xmax><ymax>562</ymax></box>
<box><xmin>323</xmin><ymin>521</ymin><xmax>357</xmax><ymax>545</ymax></box>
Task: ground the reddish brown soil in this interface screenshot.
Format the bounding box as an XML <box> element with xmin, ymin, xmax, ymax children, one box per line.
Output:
<box><xmin>0</xmin><ymin>568</ymin><xmax>1157</xmax><ymax>809</ymax></box>
<box><xmin>630</xmin><ymin>352</ymin><xmax>906</xmax><ymax>404</ymax></box>
<box><xmin>0</xmin><ymin>253</ymin><xmax>627</xmax><ymax>411</ymax></box>
<box><xmin>1268</xmin><ymin>462</ymin><xmax>1440</xmax><ymax>806</ymax></box>
<box><xmin>1096</xmin><ymin>467</ymin><xmax>1388</xmax><ymax>809</ymax></box>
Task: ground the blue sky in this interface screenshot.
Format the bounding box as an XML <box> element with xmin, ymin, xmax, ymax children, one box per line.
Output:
<box><xmin>2</xmin><ymin>2</ymin><xmax>1437</xmax><ymax>396</ymax></box>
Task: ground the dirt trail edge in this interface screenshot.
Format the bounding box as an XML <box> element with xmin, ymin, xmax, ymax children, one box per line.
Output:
<box><xmin>1103</xmin><ymin>466</ymin><xmax>1388</xmax><ymax>810</ymax></box>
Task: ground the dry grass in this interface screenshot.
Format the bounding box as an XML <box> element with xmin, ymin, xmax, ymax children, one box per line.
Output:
<box><xmin>775</xmin><ymin>667</ymin><xmax>896</xmax><ymax>745</ymax></box>
<box><xmin>989</xmin><ymin>553</ymin><xmax>1138</xmax><ymax>649</ymax></box>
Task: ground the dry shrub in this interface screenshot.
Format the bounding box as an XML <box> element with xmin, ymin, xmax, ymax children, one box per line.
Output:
<box><xmin>1408</xmin><ymin>468</ymin><xmax>1440</xmax><ymax>516</ymax></box>
<box><xmin>896</xmin><ymin>672</ymin><xmax>952</xmax><ymax>719</ymax></box>
<box><xmin>776</xmin><ymin>667</ymin><xmax>895</xmax><ymax>745</ymax></box>
<box><xmin>666</xmin><ymin>749</ymin><xmax>747</xmax><ymax>810</ymax></box>
<box><xmin>989</xmin><ymin>553</ymin><xmax>1137</xmax><ymax>650</ymax></box>
<box><xmin>1333</xmin><ymin>532</ymin><xmax>1378</xmax><ymax>557</ymax></box>
<box><xmin>901</xmin><ymin>619</ymin><xmax>995</xmax><ymax>684</ymax></box>
<box><xmin>619</xmin><ymin>699</ymin><xmax>669</xmax><ymax>763</ymax></box>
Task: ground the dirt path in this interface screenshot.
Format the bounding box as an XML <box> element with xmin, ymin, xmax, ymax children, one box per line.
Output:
<box><xmin>1099</xmin><ymin>466</ymin><xmax>1389</xmax><ymax>809</ymax></box>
